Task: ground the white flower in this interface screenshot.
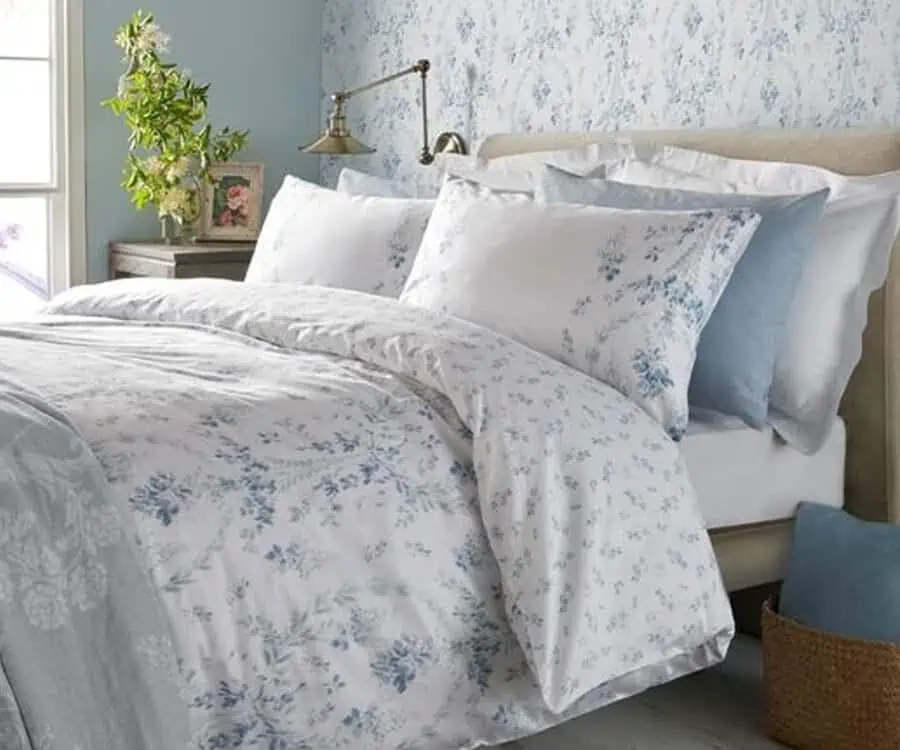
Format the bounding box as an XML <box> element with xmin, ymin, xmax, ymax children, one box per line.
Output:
<box><xmin>137</xmin><ymin>22</ymin><xmax>171</xmax><ymax>53</ymax></box>
<box><xmin>117</xmin><ymin>21</ymin><xmax>172</xmax><ymax>55</ymax></box>
<box><xmin>158</xmin><ymin>186</ymin><xmax>195</xmax><ymax>220</ymax></box>
<box><xmin>151</xmin><ymin>27</ymin><xmax>171</xmax><ymax>53</ymax></box>
<box><xmin>166</xmin><ymin>157</ymin><xmax>190</xmax><ymax>182</ymax></box>
<box><xmin>145</xmin><ymin>156</ymin><xmax>165</xmax><ymax>176</ymax></box>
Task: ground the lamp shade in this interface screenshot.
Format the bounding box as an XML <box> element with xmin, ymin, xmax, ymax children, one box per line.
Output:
<box><xmin>300</xmin><ymin>131</ymin><xmax>375</xmax><ymax>156</ymax></box>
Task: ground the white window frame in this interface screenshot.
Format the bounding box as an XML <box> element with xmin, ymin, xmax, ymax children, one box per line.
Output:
<box><xmin>53</xmin><ymin>0</ymin><xmax>86</xmax><ymax>292</ymax></box>
<box><xmin>0</xmin><ymin>0</ymin><xmax>86</xmax><ymax>295</ymax></box>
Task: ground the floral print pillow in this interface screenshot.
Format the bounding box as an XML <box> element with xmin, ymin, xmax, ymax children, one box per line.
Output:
<box><xmin>400</xmin><ymin>178</ymin><xmax>762</xmax><ymax>438</ymax></box>
<box><xmin>245</xmin><ymin>176</ymin><xmax>435</xmax><ymax>298</ymax></box>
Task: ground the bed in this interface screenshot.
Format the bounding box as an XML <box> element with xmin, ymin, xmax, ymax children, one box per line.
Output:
<box><xmin>479</xmin><ymin>128</ymin><xmax>900</xmax><ymax>591</ymax></box>
<box><xmin>680</xmin><ymin>418</ymin><xmax>845</xmax><ymax>530</ymax></box>
<box><xmin>0</xmin><ymin>128</ymin><xmax>897</xmax><ymax>750</ymax></box>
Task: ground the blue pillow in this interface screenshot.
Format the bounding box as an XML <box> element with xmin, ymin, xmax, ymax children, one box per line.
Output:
<box><xmin>780</xmin><ymin>502</ymin><xmax>900</xmax><ymax>644</ymax></box>
<box><xmin>537</xmin><ymin>165</ymin><xmax>829</xmax><ymax>427</ymax></box>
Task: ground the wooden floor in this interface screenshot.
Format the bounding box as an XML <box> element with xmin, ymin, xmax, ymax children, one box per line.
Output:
<box><xmin>506</xmin><ymin>637</ymin><xmax>786</xmax><ymax>750</ymax></box>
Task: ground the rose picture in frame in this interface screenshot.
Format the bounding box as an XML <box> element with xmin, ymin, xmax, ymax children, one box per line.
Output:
<box><xmin>199</xmin><ymin>162</ymin><xmax>265</xmax><ymax>241</ymax></box>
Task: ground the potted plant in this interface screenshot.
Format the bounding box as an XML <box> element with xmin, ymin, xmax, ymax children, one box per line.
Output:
<box><xmin>103</xmin><ymin>11</ymin><xmax>249</xmax><ymax>243</ymax></box>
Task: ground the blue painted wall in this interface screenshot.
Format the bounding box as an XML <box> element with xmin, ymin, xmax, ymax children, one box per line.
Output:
<box><xmin>84</xmin><ymin>0</ymin><xmax>324</xmax><ymax>282</ymax></box>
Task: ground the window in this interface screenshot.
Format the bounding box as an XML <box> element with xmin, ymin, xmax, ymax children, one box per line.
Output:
<box><xmin>0</xmin><ymin>0</ymin><xmax>84</xmax><ymax>316</ymax></box>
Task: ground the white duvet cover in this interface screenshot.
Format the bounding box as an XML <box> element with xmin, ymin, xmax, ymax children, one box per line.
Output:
<box><xmin>0</xmin><ymin>279</ymin><xmax>732</xmax><ymax>749</ymax></box>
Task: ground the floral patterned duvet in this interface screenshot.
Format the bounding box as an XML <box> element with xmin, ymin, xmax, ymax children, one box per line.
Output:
<box><xmin>0</xmin><ymin>279</ymin><xmax>733</xmax><ymax>749</ymax></box>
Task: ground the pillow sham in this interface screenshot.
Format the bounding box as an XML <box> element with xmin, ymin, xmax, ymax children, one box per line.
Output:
<box><xmin>485</xmin><ymin>140</ymin><xmax>639</xmax><ymax>174</ymax></box>
<box><xmin>400</xmin><ymin>177</ymin><xmax>762</xmax><ymax>437</ymax></box>
<box><xmin>336</xmin><ymin>167</ymin><xmax>421</xmax><ymax>199</ymax></box>
<box><xmin>440</xmin><ymin>161</ymin><xmax>536</xmax><ymax>194</ymax></box>
<box><xmin>651</xmin><ymin>145</ymin><xmax>900</xmax><ymax>197</ymax></box>
<box><xmin>245</xmin><ymin>176</ymin><xmax>434</xmax><ymax>297</ymax></box>
<box><xmin>607</xmin><ymin>159</ymin><xmax>745</xmax><ymax>193</ymax></box>
<box><xmin>607</xmin><ymin>157</ymin><xmax>900</xmax><ymax>454</ymax></box>
<box><xmin>442</xmin><ymin>140</ymin><xmax>640</xmax><ymax>194</ymax></box>
<box><xmin>769</xmin><ymin>190</ymin><xmax>900</xmax><ymax>452</ymax></box>
<box><xmin>536</xmin><ymin>165</ymin><xmax>829</xmax><ymax>428</ymax></box>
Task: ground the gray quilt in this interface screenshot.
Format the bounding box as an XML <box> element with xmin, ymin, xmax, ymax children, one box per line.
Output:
<box><xmin>0</xmin><ymin>374</ymin><xmax>189</xmax><ymax>749</ymax></box>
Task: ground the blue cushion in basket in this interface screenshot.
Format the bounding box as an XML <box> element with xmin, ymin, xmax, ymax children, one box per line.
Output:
<box><xmin>780</xmin><ymin>502</ymin><xmax>900</xmax><ymax>644</ymax></box>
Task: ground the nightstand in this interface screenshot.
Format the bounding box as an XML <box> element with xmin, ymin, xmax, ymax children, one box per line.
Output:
<box><xmin>108</xmin><ymin>240</ymin><xmax>255</xmax><ymax>281</ymax></box>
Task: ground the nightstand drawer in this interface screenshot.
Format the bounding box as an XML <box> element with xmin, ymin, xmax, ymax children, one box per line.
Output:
<box><xmin>174</xmin><ymin>262</ymin><xmax>249</xmax><ymax>281</ymax></box>
<box><xmin>109</xmin><ymin>240</ymin><xmax>255</xmax><ymax>281</ymax></box>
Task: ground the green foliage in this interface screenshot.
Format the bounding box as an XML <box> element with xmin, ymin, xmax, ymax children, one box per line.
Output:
<box><xmin>102</xmin><ymin>10</ymin><xmax>249</xmax><ymax>223</ymax></box>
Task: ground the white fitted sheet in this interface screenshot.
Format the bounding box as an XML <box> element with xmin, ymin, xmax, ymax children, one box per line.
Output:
<box><xmin>679</xmin><ymin>417</ymin><xmax>846</xmax><ymax>529</ymax></box>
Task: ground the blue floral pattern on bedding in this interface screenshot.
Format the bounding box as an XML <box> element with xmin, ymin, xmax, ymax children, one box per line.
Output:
<box><xmin>401</xmin><ymin>178</ymin><xmax>762</xmax><ymax>439</ymax></box>
<box><xmin>0</xmin><ymin>280</ymin><xmax>733</xmax><ymax>748</ymax></box>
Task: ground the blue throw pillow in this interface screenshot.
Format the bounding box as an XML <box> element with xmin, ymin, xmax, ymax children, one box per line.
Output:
<box><xmin>537</xmin><ymin>165</ymin><xmax>829</xmax><ymax>427</ymax></box>
<box><xmin>780</xmin><ymin>502</ymin><xmax>900</xmax><ymax>644</ymax></box>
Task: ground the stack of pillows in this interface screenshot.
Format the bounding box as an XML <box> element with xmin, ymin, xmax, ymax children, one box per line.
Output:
<box><xmin>245</xmin><ymin>142</ymin><xmax>900</xmax><ymax>449</ymax></box>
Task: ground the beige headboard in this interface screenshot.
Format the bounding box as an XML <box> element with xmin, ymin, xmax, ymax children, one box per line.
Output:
<box><xmin>479</xmin><ymin>129</ymin><xmax>900</xmax><ymax>525</ymax></box>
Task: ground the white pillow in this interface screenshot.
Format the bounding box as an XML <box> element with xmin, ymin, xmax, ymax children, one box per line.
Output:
<box><xmin>652</xmin><ymin>145</ymin><xmax>900</xmax><ymax>197</ymax></box>
<box><xmin>611</xmin><ymin>154</ymin><xmax>900</xmax><ymax>453</ymax></box>
<box><xmin>246</xmin><ymin>176</ymin><xmax>434</xmax><ymax>297</ymax></box>
<box><xmin>607</xmin><ymin>159</ymin><xmax>745</xmax><ymax>192</ymax></box>
<box><xmin>440</xmin><ymin>160</ymin><xmax>536</xmax><ymax>194</ymax></box>
<box><xmin>487</xmin><ymin>140</ymin><xmax>639</xmax><ymax>174</ymax></box>
<box><xmin>443</xmin><ymin>141</ymin><xmax>640</xmax><ymax>194</ymax></box>
<box><xmin>770</xmin><ymin>190</ymin><xmax>900</xmax><ymax>452</ymax></box>
<box><xmin>400</xmin><ymin>178</ymin><xmax>761</xmax><ymax>437</ymax></box>
<box><xmin>336</xmin><ymin>167</ymin><xmax>422</xmax><ymax>199</ymax></box>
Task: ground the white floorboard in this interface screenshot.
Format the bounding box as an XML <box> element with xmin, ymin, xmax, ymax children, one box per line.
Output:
<box><xmin>506</xmin><ymin>637</ymin><xmax>786</xmax><ymax>750</ymax></box>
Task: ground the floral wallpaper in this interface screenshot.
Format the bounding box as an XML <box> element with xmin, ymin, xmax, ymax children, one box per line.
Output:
<box><xmin>320</xmin><ymin>0</ymin><xmax>900</xmax><ymax>194</ymax></box>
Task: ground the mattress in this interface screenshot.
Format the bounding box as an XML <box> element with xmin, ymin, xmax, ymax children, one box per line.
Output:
<box><xmin>679</xmin><ymin>417</ymin><xmax>846</xmax><ymax>529</ymax></box>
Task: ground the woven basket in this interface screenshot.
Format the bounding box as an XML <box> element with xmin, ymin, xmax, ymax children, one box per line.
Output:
<box><xmin>762</xmin><ymin>599</ymin><xmax>900</xmax><ymax>750</ymax></box>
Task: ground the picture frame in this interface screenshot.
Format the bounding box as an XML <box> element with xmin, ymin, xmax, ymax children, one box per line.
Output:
<box><xmin>198</xmin><ymin>162</ymin><xmax>265</xmax><ymax>241</ymax></box>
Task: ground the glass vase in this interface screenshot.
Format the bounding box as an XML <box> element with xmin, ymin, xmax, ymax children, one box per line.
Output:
<box><xmin>159</xmin><ymin>215</ymin><xmax>198</xmax><ymax>245</ymax></box>
<box><xmin>177</xmin><ymin>217</ymin><xmax>199</xmax><ymax>244</ymax></box>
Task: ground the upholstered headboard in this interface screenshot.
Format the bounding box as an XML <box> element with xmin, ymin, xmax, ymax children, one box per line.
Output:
<box><xmin>479</xmin><ymin>129</ymin><xmax>900</xmax><ymax>525</ymax></box>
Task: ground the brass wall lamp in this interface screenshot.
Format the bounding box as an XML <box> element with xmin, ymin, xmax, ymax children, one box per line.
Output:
<box><xmin>300</xmin><ymin>59</ymin><xmax>468</xmax><ymax>165</ymax></box>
